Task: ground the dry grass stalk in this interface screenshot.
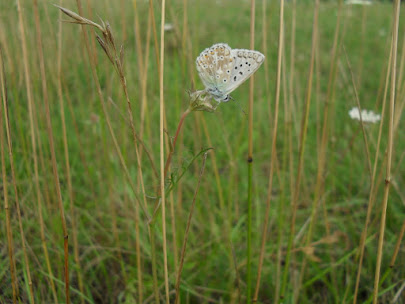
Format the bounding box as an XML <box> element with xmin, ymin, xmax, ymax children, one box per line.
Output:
<box><xmin>31</xmin><ymin>1</ymin><xmax>60</xmax><ymax>302</ymax></box>
<box><xmin>389</xmin><ymin>219</ymin><xmax>405</xmax><ymax>268</ymax></box>
<box><xmin>62</xmin><ymin>3</ymin><xmax>154</xmax><ymax>301</ymax></box>
<box><xmin>373</xmin><ymin>0</ymin><xmax>401</xmax><ymax>302</ymax></box>
<box><xmin>175</xmin><ymin>153</ymin><xmax>208</xmax><ymax>304</ymax></box>
<box><xmin>300</xmin><ymin>1</ymin><xmax>344</xmax><ymax>298</ymax></box>
<box><xmin>159</xmin><ymin>0</ymin><xmax>171</xmax><ymax>301</ymax></box>
<box><xmin>352</xmin><ymin>42</ymin><xmax>391</xmax><ymax>303</ymax></box>
<box><xmin>253</xmin><ymin>0</ymin><xmax>283</xmax><ymax>300</ymax></box>
<box><xmin>0</xmin><ymin>46</ymin><xmax>18</xmax><ymax>304</ymax></box>
<box><xmin>54</xmin><ymin>0</ymin><xmax>85</xmax><ymax>301</ymax></box>
<box><xmin>246</xmin><ymin>0</ymin><xmax>256</xmax><ymax>301</ymax></box>
<box><xmin>281</xmin><ymin>0</ymin><xmax>320</xmax><ymax>300</ymax></box>
<box><xmin>16</xmin><ymin>0</ymin><xmax>53</xmax><ymax>301</ymax></box>
<box><xmin>59</xmin><ymin>2</ymin><xmax>151</xmax><ymax>222</ymax></box>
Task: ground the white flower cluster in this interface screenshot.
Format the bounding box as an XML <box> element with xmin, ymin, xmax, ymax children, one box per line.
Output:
<box><xmin>349</xmin><ymin>107</ymin><xmax>381</xmax><ymax>124</ymax></box>
<box><xmin>345</xmin><ymin>0</ymin><xmax>372</xmax><ymax>5</ymax></box>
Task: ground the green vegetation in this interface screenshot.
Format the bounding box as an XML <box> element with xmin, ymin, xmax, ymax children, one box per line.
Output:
<box><xmin>0</xmin><ymin>0</ymin><xmax>404</xmax><ymax>303</ymax></box>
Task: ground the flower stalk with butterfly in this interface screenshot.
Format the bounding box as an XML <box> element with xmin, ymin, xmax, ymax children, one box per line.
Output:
<box><xmin>56</xmin><ymin>6</ymin><xmax>265</xmax><ymax>217</ymax></box>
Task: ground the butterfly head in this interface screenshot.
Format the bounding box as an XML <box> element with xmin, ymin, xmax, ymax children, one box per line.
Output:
<box><xmin>207</xmin><ymin>87</ymin><xmax>230</xmax><ymax>102</ymax></box>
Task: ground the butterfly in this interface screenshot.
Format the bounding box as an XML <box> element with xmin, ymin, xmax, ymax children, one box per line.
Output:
<box><xmin>196</xmin><ymin>43</ymin><xmax>265</xmax><ymax>102</ymax></box>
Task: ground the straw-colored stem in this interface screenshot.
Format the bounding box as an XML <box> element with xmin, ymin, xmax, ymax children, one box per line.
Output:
<box><xmin>118</xmin><ymin>58</ymin><xmax>150</xmax><ymax>303</ymax></box>
<box><xmin>390</xmin><ymin>219</ymin><xmax>405</xmax><ymax>268</ymax></box>
<box><xmin>132</xmin><ymin>0</ymin><xmax>159</xmax><ymax>182</ymax></box>
<box><xmin>357</xmin><ymin>5</ymin><xmax>367</xmax><ymax>86</ymax></box>
<box><xmin>134</xmin><ymin>189</ymin><xmax>144</xmax><ymax>303</ymax></box>
<box><xmin>53</xmin><ymin>1</ymin><xmax>85</xmax><ymax>301</ymax></box>
<box><xmin>64</xmin><ymin>4</ymin><xmax>153</xmax><ymax>300</ymax></box>
<box><xmin>159</xmin><ymin>0</ymin><xmax>170</xmax><ymax>301</ymax></box>
<box><xmin>253</xmin><ymin>0</ymin><xmax>283</xmax><ymax>300</ymax></box>
<box><xmin>299</xmin><ymin>1</ymin><xmax>342</xmax><ymax>297</ymax></box>
<box><xmin>352</xmin><ymin>42</ymin><xmax>391</xmax><ymax>304</ymax></box>
<box><xmin>280</xmin><ymin>0</ymin><xmax>319</xmax><ymax>300</ymax></box>
<box><xmin>150</xmin><ymin>109</ymin><xmax>191</xmax><ymax>221</ymax></box>
<box><xmin>30</xmin><ymin>2</ymin><xmax>70</xmax><ymax>302</ymax></box>
<box><xmin>164</xmin><ymin>109</ymin><xmax>191</xmax><ymax>178</ymax></box>
<box><xmin>17</xmin><ymin>0</ymin><xmax>55</xmax><ymax>302</ymax></box>
<box><xmin>169</xmin><ymin>190</ymin><xmax>179</xmax><ymax>273</ymax></box>
<box><xmin>199</xmin><ymin>115</ymin><xmax>234</xmax><ymax>278</ymax></box>
<box><xmin>148</xmin><ymin>109</ymin><xmax>191</xmax><ymax>304</ymax></box>
<box><xmin>149</xmin><ymin>0</ymin><xmax>160</xmax><ymax>74</ymax></box>
<box><xmin>149</xmin><ymin>225</ymin><xmax>160</xmax><ymax>304</ymax></box>
<box><xmin>72</xmin><ymin>0</ymin><xmax>151</xmax><ymax>222</ymax></box>
<box><xmin>344</xmin><ymin>48</ymin><xmax>373</xmax><ymax>179</ymax></box>
<box><xmin>275</xmin><ymin>1</ymin><xmax>295</xmax><ymax>298</ymax></box>
<box><xmin>247</xmin><ymin>0</ymin><xmax>256</xmax><ymax>302</ymax></box>
<box><xmin>372</xmin><ymin>0</ymin><xmax>400</xmax><ymax>303</ymax></box>
<box><xmin>175</xmin><ymin>153</ymin><xmax>208</xmax><ymax>304</ymax></box>
<box><xmin>0</xmin><ymin>47</ymin><xmax>18</xmax><ymax>304</ymax></box>
<box><xmin>32</xmin><ymin>1</ymin><xmax>61</xmax><ymax>302</ymax></box>
<box><xmin>63</xmin><ymin>80</ymin><xmax>96</xmax><ymax>195</ymax></box>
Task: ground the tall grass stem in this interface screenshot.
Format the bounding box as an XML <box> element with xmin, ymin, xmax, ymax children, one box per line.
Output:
<box><xmin>372</xmin><ymin>0</ymin><xmax>400</xmax><ymax>302</ymax></box>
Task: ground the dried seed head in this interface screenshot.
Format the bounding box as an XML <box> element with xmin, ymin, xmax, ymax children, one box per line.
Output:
<box><xmin>55</xmin><ymin>5</ymin><xmax>104</xmax><ymax>32</ymax></box>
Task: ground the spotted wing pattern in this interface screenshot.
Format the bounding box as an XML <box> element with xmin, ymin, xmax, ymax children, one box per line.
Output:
<box><xmin>223</xmin><ymin>49</ymin><xmax>265</xmax><ymax>96</ymax></box>
<box><xmin>196</xmin><ymin>43</ymin><xmax>235</xmax><ymax>101</ymax></box>
<box><xmin>196</xmin><ymin>43</ymin><xmax>265</xmax><ymax>102</ymax></box>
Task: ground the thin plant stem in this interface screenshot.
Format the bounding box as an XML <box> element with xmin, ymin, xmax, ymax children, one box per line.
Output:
<box><xmin>288</xmin><ymin>0</ymin><xmax>296</xmax><ymax>139</ymax></box>
<box><xmin>247</xmin><ymin>0</ymin><xmax>256</xmax><ymax>302</ymax></box>
<box><xmin>17</xmin><ymin>0</ymin><xmax>55</xmax><ymax>301</ymax></box>
<box><xmin>165</xmin><ymin>110</ymin><xmax>191</xmax><ymax>176</ymax></box>
<box><xmin>158</xmin><ymin>0</ymin><xmax>170</xmax><ymax>301</ymax></box>
<box><xmin>70</xmin><ymin>0</ymin><xmax>151</xmax><ymax>222</ymax></box>
<box><xmin>0</xmin><ymin>46</ymin><xmax>18</xmax><ymax>304</ymax></box>
<box><xmin>63</xmin><ymin>80</ymin><xmax>96</xmax><ymax>195</ymax></box>
<box><xmin>149</xmin><ymin>0</ymin><xmax>160</xmax><ymax>74</ymax></box>
<box><xmin>275</xmin><ymin>1</ymin><xmax>295</xmax><ymax>299</ymax></box>
<box><xmin>299</xmin><ymin>1</ymin><xmax>343</xmax><ymax>298</ymax></box>
<box><xmin>149</xmin><ymin>226</ymin><xmax>160</xmax><ymax>304</ymax></box>
<box><xmin>175</xmin><ymin>153</ymin><xmax>208</xmax><ymax>304</ymax></box>
<box><xmin>199</xmin><ymin>115</ymin><xmax>234</xmax><ymax>280</ymax></box>
<box><xmin>148</xmin><ymin>107</ymin><xmax>191</xmax><ymax>304</ymax></box>
<box><xmin>253</xmin><ymin>0</ymin><xmax>283</xmax><ymax>300</ymax></box>
<box><xmin>353</xmin><ymin>42</ymin><xmax>391</xmax><ymax>304</ymax></box>
<box><xmin>390</xmin><ymin>219</ymin><xmax>405</xmax><ymax>268</ymax></box>
<box><xmin>344</xmin><ymin>47</ymin><xmax>373</xmax><ymax>179</ymax></box>
<box><xmin>53</xmin><ymin>1</ymin><xmax>85</xmax><ymax>301</ymax></box>
<box><xmin>28</xmin><ymin>2</ymin><xmax>70</xmax><ymax>301</ymax></box>
<box><xmin>32</xmin><ymin>1</ymin><xmax>61</xmax><ymax>302</ymax></box>
<box><xmin>373</xmin><ymin>0</ymin><xmax>400</xmax><ymax>302</ymax></box>
<box><xmin>150</xmin><ymin>109</ymin><xmax>191</xmax><ymax>221</ymax></box>
<box><xmin>280</xmin><ymin>0</ymin><xmax>319</xmax><ymax>300</ymax></box>
<box><xmin>169</xmin><ymin>190</ymin><xmax>179</xmax><ymax>273</ymax></box>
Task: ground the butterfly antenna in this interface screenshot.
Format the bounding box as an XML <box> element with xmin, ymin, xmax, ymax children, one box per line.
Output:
<box><xmin>232</xmin><ymin>97</ymin><xmax>247</xmax><ymax>118</ymax></box>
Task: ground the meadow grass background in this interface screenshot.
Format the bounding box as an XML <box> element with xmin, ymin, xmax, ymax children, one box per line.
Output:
<box><xmin>0</xmin><ymin>0</ymin><xmax>404</xmax><ymax>303</ymax></box>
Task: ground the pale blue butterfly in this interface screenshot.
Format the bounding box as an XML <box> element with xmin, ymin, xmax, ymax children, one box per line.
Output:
<box><xmin>196</xmin><ymin>43</ymin><xmax>265</xmax><ymax>102</ymax></box>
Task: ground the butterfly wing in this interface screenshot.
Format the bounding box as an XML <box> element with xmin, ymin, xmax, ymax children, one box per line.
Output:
<box><xmin>220</xmin><ymin>49</ymin><xmax>265</xmax><ymax>96</ymax></box>
<box><xmin>196</xmin><ymin>43</ymin><xmax>236</xmax><ymax>100</ymax></box>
